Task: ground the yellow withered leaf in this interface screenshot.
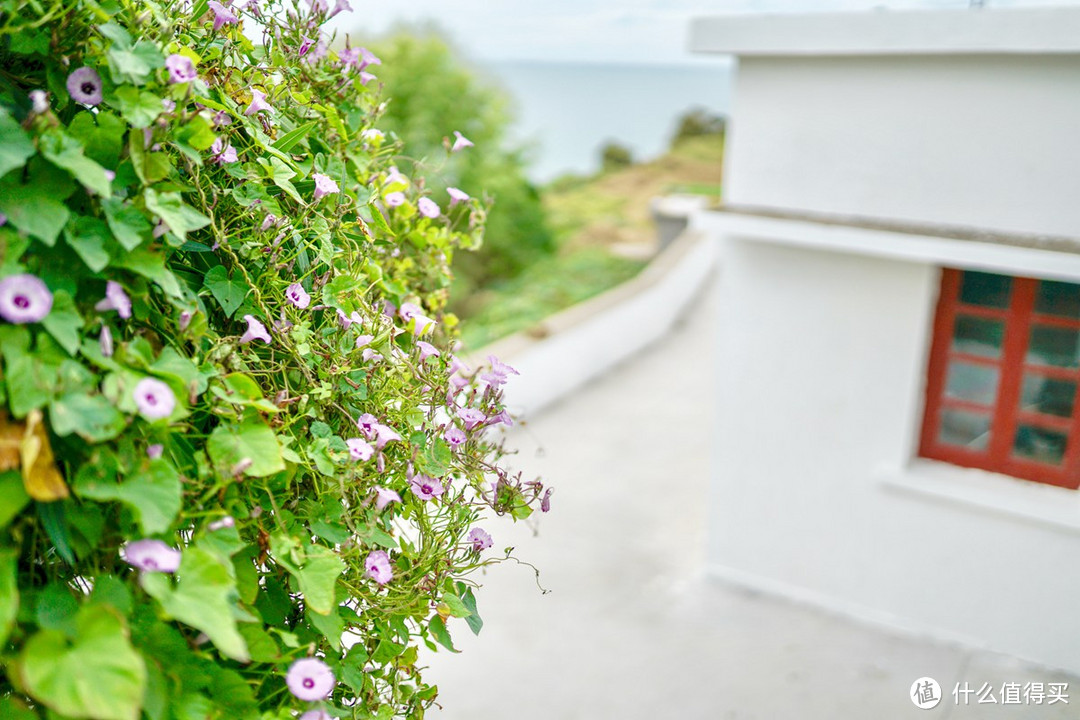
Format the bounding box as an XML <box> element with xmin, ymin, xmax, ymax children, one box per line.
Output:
<box><xmin>0</xmin><ymin>411</ymin><xmax>21</xmax><ymax>473</ymax></box>
<box><xmin>20</xmin><ymin>409</ymin><xmax>69</xmax><ymax>501</ymax></box>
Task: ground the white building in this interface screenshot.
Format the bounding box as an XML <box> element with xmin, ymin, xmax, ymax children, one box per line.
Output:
<box><xmin>691</xmin><ymin>7</ymin><xmax>1080</xmax><ymax>673</ymax></box>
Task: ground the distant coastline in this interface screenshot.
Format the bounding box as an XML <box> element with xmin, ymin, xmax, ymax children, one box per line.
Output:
<box><xmin>478</xmin><ymin>59</ymin><xmax>733</xmax><ymax>183</ymax></box>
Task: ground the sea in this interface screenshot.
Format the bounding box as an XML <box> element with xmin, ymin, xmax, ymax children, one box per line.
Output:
<box><xmin>477</xmin><ymin>60</ymin><xmax>734</xmax><ymax>184</ymax></box>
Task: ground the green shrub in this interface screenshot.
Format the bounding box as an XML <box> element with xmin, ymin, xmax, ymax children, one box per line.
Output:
<box><xmin>0</xmin><ymin>1</ymin><xmax>547</xmax><ymax>718</ymax></box>
<box><xmin>599</xmin><ymin>141</ymin><xmax>633</xmax><ymax>172</ymax></box>
<box><xmin>670</xmin><ymin>107</ymin><xmax>726</xmax><ymax>148</ymax></box>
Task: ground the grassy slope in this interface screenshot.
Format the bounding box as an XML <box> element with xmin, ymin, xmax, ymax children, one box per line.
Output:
<box><xmin>456</xmin><ymin>134</ymin><xmax>724</xmax><ymax>349</ymax></box>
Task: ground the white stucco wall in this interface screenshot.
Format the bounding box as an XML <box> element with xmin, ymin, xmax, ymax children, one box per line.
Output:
<box><xmin>690</xmin><ymin>8</ymin><xmax>1080</xmax><ymax>671</ymax></box>
<box><xmin>706</xmin><ymin>228</ymin><xmax>1080</xmax><ymax>672</ymax></box>
<box><xmin>722</xmin><ymin>54</ymin><xmax>1080</xmax><ymax>237</ymax></box>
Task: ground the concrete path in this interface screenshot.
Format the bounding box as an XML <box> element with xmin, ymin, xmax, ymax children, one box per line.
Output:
<box><xmin>425</xmin><ymin>277</ymin><xmax>1078</xmax><ymax>719</ymax></box>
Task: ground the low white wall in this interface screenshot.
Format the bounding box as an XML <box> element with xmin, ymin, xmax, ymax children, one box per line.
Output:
<box><xmin>706</xmin><ymin>223</ymin><xmax>1080</xmax><ymax>673</ymax></box>
<box><xmin>480</xmin><ymin>230</ymin><xmax>716</xmax><ymax>419</ymax></box>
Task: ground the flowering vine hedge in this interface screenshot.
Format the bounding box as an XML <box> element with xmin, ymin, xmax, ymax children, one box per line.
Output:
<box><xmin>0</xmin><ymin>0</ymin><xmax>549</xmax><ymax>718</ymax></box>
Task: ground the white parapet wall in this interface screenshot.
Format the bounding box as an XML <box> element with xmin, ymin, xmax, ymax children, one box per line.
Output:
<box><xmin>691</xmin><ymin>8</ymin><xmax>1080</xmax><ymax>238</ymax></box>
<box><xmin>476</xmin><ymin>228</ymin><xmax>716</xmax><ymax>420</ymax></box>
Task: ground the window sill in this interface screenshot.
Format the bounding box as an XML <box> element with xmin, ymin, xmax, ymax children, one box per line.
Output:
<box><xmin>875</xmin><ymin>459</ymin><xmax>1080</xmax><ymax>534</ymax></box>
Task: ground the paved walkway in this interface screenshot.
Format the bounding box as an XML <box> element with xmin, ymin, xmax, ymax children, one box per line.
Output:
<box><xmin>426</xmin><ymin>278</ymin><xmax>1078</xmax><ymax>719</ymax></box>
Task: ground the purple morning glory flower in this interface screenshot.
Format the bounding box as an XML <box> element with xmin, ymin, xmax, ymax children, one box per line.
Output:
<box><xmin>356</xmin><ymin>414</ymin><xmax>378</xmax><ymax>437</ymax></box>
<box><xmin>240</xmin><ymin>314</ymin><xmax>271</xmax><ymax>344</ymax></box>
<box><xmin>373</xmin><ymin>423</ymin><xmax>400</xmax><ymax>449</ymax></box>
<box><xmin>413</xmin><ymin>315</ymin><xmax>435</xmax><ymax>337</ymax></box>
<box><xmin>66</xmin><ymin>67</ymin><xmax>103</xmax><ymax>106</ymax></box>
<box><xmin>210</xmin><ymin>137</ymin><xmax>238</xmax><ymax>164</ymax></box>
<box><xmin>448</xmin><ymin>375</ymin><xmax>470</xmax><ymax>395</ymax></box>
<box><xmin>467</xmin><ymin>527</ymin><xmax>492</xmax><ymax>552</ymax></box>
<box><xmin>122</xmin><ymin>539</ymin><xmax>181</xmax><ymax>573</ymax></box>
<box><xmin>260</xmin><ymin>214</ymin><xmax>278</xmax><ymax>231</ymax></box>
<box><xmin>451</xmin><ymin>130</ymin><xmax>473</xmax><ymax>152</ymax></box>
<box><xmin>298</xmin><ymin>36</ymin><xmax>316</xmax><ymax>56</ymax></box>
<box><xmin>339</xmin><ymin>47</ymin><xmax>360</xmax><ymax>67</ymax></box>
<box><xmin>354</xmin><ymin>334</ymin><xmax>373</xmax><ymax>349</ymax></box>
<box><xmin>417</xmin><ymin>197</ymin><xmax>440</xmax><ymax>219</ymax></box>
<box><xmin>99</xmin><ymin>326</ymin><xmax>114</xmax><ymax>357</ymax></box>
<box><xmin>399</xmin><ymin>304</ymin><xmax>435</xmax><ymax>336</ymax></box>
<box><xmin>0</xmin><ymin>274</ymin><xmax>53</xmax><ymax>324</ymax></box>
<box><xmin>244</xmin><ymin>89</ymin><xmax>272</xmax><ymax>116</ymax></box>
<box><xmin>337</xmin><ymin>309</ymin><xmax>364</xmax><ymax>329</ymax></box>
<box><xmin>359</xmin><ymin>71</ymin><xmax>377</xmax><ymax>85</ymax></box>
<box><xmin>286</xmin><ymin>283</ymin><xmax>310</xmax><ymax>309</ymax></box>
<box><xmin>410</xmin><ymin>475</ymin><xmax>445</xmax><ymax>501</ymax></box>
<box><xmin>490</xmin><ymin>355</ymin><xmax>520</xmax><ymax>377</ymax></box>
<box><xmin>286</xmin><ymin>657</ymin><xmax>335</xmax><ymax>702</ymax></box>
<box><xmin>179</xmin><ymin>310</ymin><xmax>193</xmax><ymax>330</ymax></box>
<box><xmin>165</xmin><ymin>54</ymin><xmax>197</xmax><ymax>83</ymax></box>
<box><xmin>456</xmin><ymin>407</ymin><xmax>485</xmax><ymax>430</ymax></box>
<box><xmin>374</xmin><ymin>486</ymin><xmax>400</xmax><ymax>511</ymax></box>
<box><xmin>95</xmin><ymin>281</ymin><xmax>132</xmax><ymax>319</ymax></box>
<box><xmin>346</xmin><ymin>437</ymin><xmax>373</xmax><ymax>462</ymax></box>
<box><xmin>213</xmin><ymin>110</ymin><xmax>232</xmax><ymax>126</ymax></box>
<box><xmin>486</xmin><ymin>409</ymin><xmax>514</xmax><ymax>427</ymax></box>
<box><xmin>541</xmin><ymin>487</ymin><xmax>553</xmax><ymax>513</ymax></box>
<box><xmin>447</xmin><ymin>187</ymin><xmax>470</xmax><ymax>206</ymax></box>
<box><xmin>133</xmin><ymin>377</ymin><xmax>176</xmax><ymax>421</ymax></box>
<box><xmin>305</xmin><ymin>41</ymin><xmax>328</xmax><ymax>65</ymax></box>
<box><xmin>365</xmin><ymin>550</ymin><xmax>393</xmax><ymax>585</ymax></box>
<box><xmin>328</xmin><ymin>0</ymin><xmax>351</xmax><ymax>18</ymax></box>
<box><xmin>207</xmin><ymin>0</ymin><xmax>238</xmax><ymax>31</ymax></box>
<box><xmin>358</xmin><ymin>47</ymin><xmax>381</xmax><ymax>70</ymax></box>
<box><xmin>481</xmin><ymin>355</ymin><xmax>520</xmax><ymax>387</ymax></box>
<box><xmin>416</xmin><ymin>341</ymin><xmax>439</xmax><ymax>360</ymax></box>
<box><xmin>0</xmin><ymin>213</ymin><xmax>7</xmax><ymax>227</ymax></box>
<box><xmin>384</xmin><ymin>191</ymin><xmax>405</xmax><ymax>208</ymax></box>
<box><xmin>147</xmin><ymin>444</ymin><xmax>164</xmax><ymax>459</ymax></box>
<box><xmin>448</xmin><ymin>355</ymin><xmax>470</xmax><ymax>375</ymax></box>
<box><xmin>444</xmin><ymin>427</ymin><xmax>466</xmax><ymax>447</ymax></box>
<box><xmin>312</xmin><ymin>173</ymin><xmax>339</xmax><ymax>201</ymax></box>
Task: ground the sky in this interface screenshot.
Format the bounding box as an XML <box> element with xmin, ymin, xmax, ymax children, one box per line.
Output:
<box><xmin>328</xmin><ymin>0</ymin><xmax>1080</xmax><ymax>65</ymax></box>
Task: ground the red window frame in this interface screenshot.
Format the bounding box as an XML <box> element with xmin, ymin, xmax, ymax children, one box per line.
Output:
<box><xmin>920</xmin><ymin>268</ymin><xmax>1080</xmax><ymax>489</ymax></box>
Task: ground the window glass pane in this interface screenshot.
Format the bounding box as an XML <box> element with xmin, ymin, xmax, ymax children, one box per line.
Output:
<box><xmin>944</xmin><ymin>362</ymin><xmax>999</xmax><ymax>406</ymax></box>
<box><xmin>938</xmin><ymin>409</ymin><xmax>991</xmax><ymax>450</ymax></box>
<box><xmin>1019</xmin><ymin>374</ymin><xmax>1077</xmax><ymax>419</ymax></box>
<box><xmin>1035</xmin><ymin>280</ymin><xmax>1080</xmax><ymax>319</ymax></box>
<box><xmin>950</xmin><ymin>315</ymin><xmax>1004</xmax><ymax>358</ymax></box>
<box><xmin>1027</xmin><ymin>325</ymin><xmax>1080</xmax><ymax>368</ymax></box>
<box><xmin>959</xmin><ymin>271</ymin><xmax>1011</xmax><ymax>309</ymax></box>
<box><xmin>1013</xmin><ymin>424</ymin><xmax>1068</xmax><ymax>466</ymax></box>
